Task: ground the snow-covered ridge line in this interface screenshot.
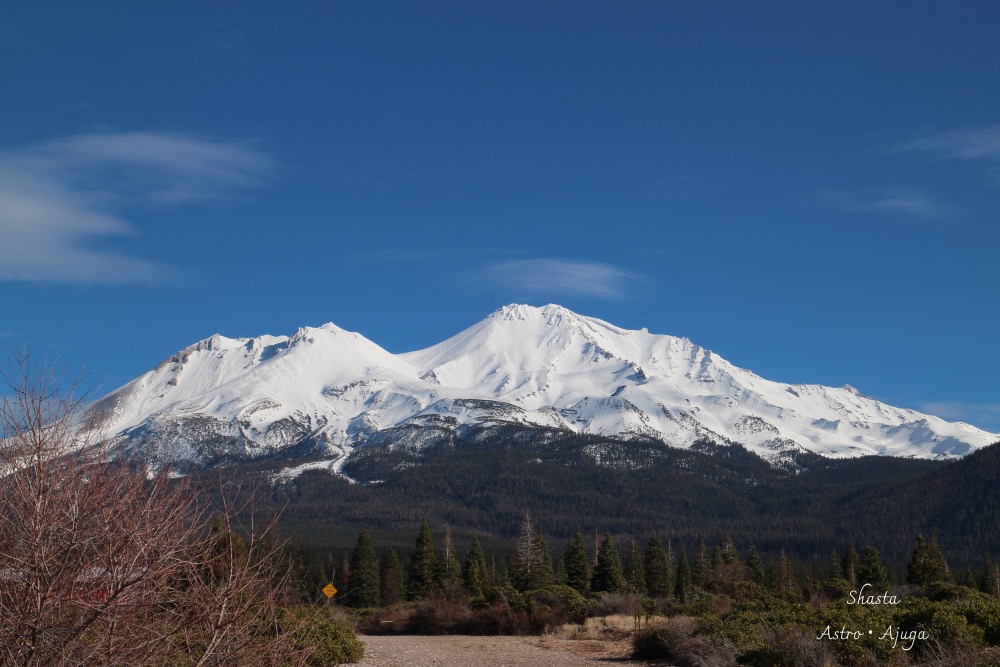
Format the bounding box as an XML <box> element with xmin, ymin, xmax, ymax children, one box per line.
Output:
<box><xmin>87</xmin><ymin>304</ymin><xmax>998</xmax><ymax>470</ymax></box>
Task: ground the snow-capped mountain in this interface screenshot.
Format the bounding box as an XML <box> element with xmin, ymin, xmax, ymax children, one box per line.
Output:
<box><xmin>88</xmin><ymin>304</ymin><xmax>998</xmax><ymax>471</ymax></box>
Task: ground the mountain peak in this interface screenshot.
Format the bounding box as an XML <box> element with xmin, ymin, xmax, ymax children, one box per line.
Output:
<box><xmin>489</xmin><ymin>303</ymin><xmax>573</xmax><ymax>321</ymax></box>
<box><xmin>94</xmin><ymin>306</ymin><xmax>999</xmax><ymax>470</ymax></box>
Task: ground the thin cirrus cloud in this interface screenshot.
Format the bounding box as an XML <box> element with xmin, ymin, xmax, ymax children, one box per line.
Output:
<box><xmin>476</xmin><ymin>259</ymin><xmax>644</xmax><ymax>300</ymax></box>
<box><xmin>888</xmin><ymin>125</ymin><xmax>1000</xmax><ymax>184</ymax></box>
<box><xmin>818</xmin><ymin>187</ymin><xmax>963</xmax><ymax>221</ymax></box>
<box><xmin>0</xmin><ymin>131</ymin><xmax>276</xmax><ymax>285</ymax></box>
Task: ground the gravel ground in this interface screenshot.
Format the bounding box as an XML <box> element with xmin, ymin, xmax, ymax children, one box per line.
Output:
<box><xmin>356</xmin><ymin>635</ymin><xmax>652</xmax><ymax>667</ymax></box>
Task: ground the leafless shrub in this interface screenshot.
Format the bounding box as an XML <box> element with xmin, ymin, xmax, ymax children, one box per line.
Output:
<box><xmin>759</xmin><ymin>626</ymin><xmax>842</xmax><ymax>667</ymax></box>
<box><xmin>916</xmin><ymin>639</ymin><xmax>1000</xmax><ymax>666</ymax></box>
<box><xmin>633</xmin><ymin>614</ymin><xmax>736</xmax><ymax>667</ymax></box>
<box><xmin>591</xmin><ymin>591</ymin><xmax>642</xmax><ymax>617</ymax></box>
<box><xmin>0</xmin><ymin>350</ymin><xmax>339</xmax><ymax>666</ymax></box>
<box><xmin>407</xmin><ymin>594</ymin><xmax>474</xmax><ymax>635</ymax></box>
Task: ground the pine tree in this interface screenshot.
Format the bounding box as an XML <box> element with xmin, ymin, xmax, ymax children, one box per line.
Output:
<box><xmin>675</xmin><ymin>549</ymin><xmax>692</xmax><ymax>603</ymax></box>
<box><xmin>462</xmin><ymin>537</ymin><xmax>490</xmax><ymax>599</ymax></box>
<box><xmin>644</xmin><ymin>536</ymin><xmax>672</xmax><ymax>598</ymax></box>
<box><xmin>510</xmin><ymin>511</ymin><xmax>553</xmax><ymax>591</ymax></box>
<box><xmin>857</xmin><ymin>545</ymin><xmax>890</xmax><ymax>590</ymax></box>
<box><xmin>334</xmin><ymin>550</ymin><xmax>350</xmax><ymax>604</ymax></box>
<box><xmin>533</xmin><ymin>529</ymin><xmax>554</xmax><ymax>587</ymax></box>
<box><xmin>692</xmin><ymin>538</ymin><xmax>711</xmax><ymax>588</ymax></box>
<box><xmin>776</xmin><ymin>549</ymin><xmax>797</xmax><ymax>601</ymax></box>
<box><xmin>554</xmin><ymin>555</ymin><xmax>566</xmax><ymax>584</ymax></box>
<box><xmin>345</xmin><ymin>530</ymin><xmax>380</xmax><ymax>608</ymax></box>
<box><xmin>906</xmin><ymin>534</ymin><xmax>950</xmax><ymax>586</ymax></box>
<box><xmin>408</xmin><ymin>518</ymin><xmax>438</xmax><ymax>600</ymax></box>
<box><xmin>721</xmin><ymin>537</ymin><xmax>738</xmax><ymax>565</ymax></box>
<box><xmin>842</xmin><ymin>543</ymin><xmax>859</xmax><ymax>587</ymax></box>
<box><xmin>379</xmin><ymin>549</ymin><xmax>405</xmax><ymax>606</ymax></box>
<box><xmin>437</xmin><ymin>524</ymin><xmax>462</xmax><ymax>592</ymax></box>
<box><xmin>591</xmin><ymin>533</ymin><xmax>624</xmax><ymax>593</ymax></box>
<box><xmin>561</xmin><ymin>528</ymin><xmax>591</xmax><ymax>595</ymax></box>
<box><xmin>713</xmin><ymin>537</ymin><xmax>746</xmax><ymax>593</ymax></box>
<box><xmin>745</xmin><ymin>545</ymin><xmax>766</xmax><ymax>587</ymax></box>
<box><xmin>981</xmin><ymin>556</ymin><xmax>1000</xmax><ymax>598</ymax></box>
<box><xmin>962</xmin><ymin>565</ymin><xmax>977</xmax><ymax>589</ymax></box>
<box><xmin>827</xmin><ymin>548</ymin><xmax>844</xmax><ymax>582</ymax></box>
<box><xmin>623</xmin><ymin>537</ymin><xmax>646</xmax><ymax>594</ymax></box>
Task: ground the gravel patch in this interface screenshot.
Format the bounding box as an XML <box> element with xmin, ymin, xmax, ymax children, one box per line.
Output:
<box><xmin>356</xmin><ymin>634</ymin><xmax>649</xmax><ymax>667</ymax></box>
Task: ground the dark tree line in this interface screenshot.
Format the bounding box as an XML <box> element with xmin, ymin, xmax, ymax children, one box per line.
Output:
<box><xmin>257</xmin><ymin>426</ymin><xmax>1000</xmax><ymax>568</ymax></box>
<box><xmin>304</xmin><ymin>515</ymin><xmax>998</xmax><ymax>610</ymax></box>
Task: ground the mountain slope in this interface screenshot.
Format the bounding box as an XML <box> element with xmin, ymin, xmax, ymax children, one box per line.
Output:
<box><xmin>87</xmin><ymin>304</ymin><xmax>998</xmax><ymax>470</ymax></box>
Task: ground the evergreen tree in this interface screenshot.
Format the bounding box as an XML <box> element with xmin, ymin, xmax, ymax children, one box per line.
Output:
<box><xmin>554</xmin><ymin>555</ymin><xmax>566</xmax><ymax>584</ymax></box>
<box><xmin>462</xmin><ymin>537</ymin><xmax>490</xmax><ymax>599</ymax></box>
<box><xmin>294</xmin><ymin>544</ymin><xmax>329</xmax><ymax>601</ymax></box>
<box><xmin>345</xmin><ymin>530</ymin><xmax>380</xmax><ymax>608</ymax></box>
<box><xmin>692</xmin><ymin>538</ymin><xmax>711</xmax><ymax>587</ymax></box>
<box><xmin>379</xmin><ymin>549</ymin><xmax>405</xmax><ymax>606</ymax></box>
<box><xmin>437</xmin><ymin>525</ymin><xmax>462</xmax><ymax>591</ymax></box>
<box><xmin>674</xmin><ymin>549</ymin><xmax>692</xmax><ymax>603</ymax></box>
<box><xmin>644</xmin><ymin>536</ymin><xmax>672</xmax><ymax>598</ymax></box>
<box><xmin>982</xmin><ymin>556</ymin><xmax>1000</xmax><ymax>598</ymax></box>
<box><xmin>842</xmin><ymin>543</ymin><xmax>859</xmax><ymax>587</ymax></box>
<box><xmin>745</xmin><ymin>545</ymin><xmax>766</xmax><ymax>586</ymax></box>
<box><xmin>962</xmin><ymin>565</ymin><xmax>978</xmax><ymax>589</ymax></box>
<box><xmin>561</xmin><ymin>528</ymin><xmax>591</xmax><ymax>595</ymax></box>
<box><xmin>407</xmin><ymin>518</ymin><xmax>438</xmax><ymax>600</ymax></box>
<box><xmin>323</xmin><ymin>551</ymin><xmax>336</xmax><ymax>584</ymax></box>
<box><xmin>713</xmin><ymin>537</ymin><xmax>746</xmax><ymax>593</ymax></box>
<box><xmin>857</xmin><ymin>545</ymin><xmax>890</xmax><ymax>590</ymax></box>
<box><xmin>721</xmin><ymin>536</ymin><xmax>739</xmax><ymax>565</ymax></box>
<box><xmin>827</xmin><ymin>548</ymin><xmax>844</xmax><ymax>582</ymax></box>
<box><xmin>906</xmin><ymin>534</ymin><xmax>950</xmax><ymax>586</ymax></box>
<box><xmin>623</xmin><ymin>537</ymin><xmax>646</xmax><ymax>594</ymax></box>
<box><xmin>776</xmin><ymin>549</ymin><xmax>797</xmax><ymax>601</ymax></box>
<box><xmin>510</xmin><ymin>511</ymin><xmax>553</xmax><ymax>591</ymax></box>
<box><xmin>334</xmin><ymin>550</ymin><xmax>350</xmax><ymax>604</ymax></box>
<box><xmin>591</xmin><ymin>533</ymin><xmax>624</xmax><ymax>593</ymax></box>
<box><xmin>533</xmin><ymin>529</ymin><xmax>554</xmax><ymax>587</ymax></box>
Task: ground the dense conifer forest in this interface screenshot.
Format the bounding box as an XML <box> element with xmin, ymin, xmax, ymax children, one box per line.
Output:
<box><xmin>222</xmin><ymin>428</ymin><xmax>1000</xmax><ymax>569</ymax></box>
<box><xmin>284</xmin><ymin>511</ymin><xmax>1000</xmax><ymax>665</ymax></box>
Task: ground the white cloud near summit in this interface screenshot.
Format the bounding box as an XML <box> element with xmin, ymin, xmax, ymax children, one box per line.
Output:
<box><xmin>0</xmin><ymin>131</ymin><xmax>276</xmax><ymax>285</ymax></box>
<box><xmin>476</xmin><ymin>259</ymin><xmax>643</xmax><ymax>300</ymax></box>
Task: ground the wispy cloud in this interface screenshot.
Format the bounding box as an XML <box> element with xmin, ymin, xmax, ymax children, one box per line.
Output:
<box><xmin>918</xmin><ymin>400</ymin><xmax>1000</xmax><ymax>433</ymax></box>
<box><xmin>891</xmin><ymin>125</ymin><xmax>1000</xmax><ymax>161</ymax></box>
<box><xmin>818</xmin><ymin>187</ymin><xmax>963</xmax><ymax>221</ymax></box>
<box><xmin>475</xmin><ymin>259</ymin><xmax>643</xmax><ymax>300</ymax></box>
<box><xmin>366</xmin><ymin>246</ymin><xmax>523</xmax><ymax>264</ymax></box>
<box><xmin>888</xmin><ymin>125</ymin><xmax>1000</xmax><ymax>185</ymax></box>
<box><xmin>0</xmin><ymin>131</ymin><xmax>276</xmax><ymax>285</ymax></box>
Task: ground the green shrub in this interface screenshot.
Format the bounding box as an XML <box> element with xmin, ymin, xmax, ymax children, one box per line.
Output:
<box><xmin>953</xmin><ymin>590</ymin><xmax>1000</xmax><ymax>645</ymax></box>
<box><xmin>280</xmin><ymin>605</ymin><xmax>365</xmax><ymax>665</ymax></box>
<box><xmin>633</xmin><ymin>626</ymin><xmax>673</xmax><ymax>659</ymax></box>
<box><xmin>527</xmin><ymin>584</ymin><xmax>589</xmax><ymax>624</ymax></box>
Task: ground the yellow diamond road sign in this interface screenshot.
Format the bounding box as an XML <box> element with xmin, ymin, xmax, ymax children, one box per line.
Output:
<box><xmin>322</xmin><ymin>583</ymin><xmax>337</xmax><ymax>598</ymax></box>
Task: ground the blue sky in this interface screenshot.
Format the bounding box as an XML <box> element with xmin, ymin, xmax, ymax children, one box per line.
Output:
<box><xmin>2</xmin><ymin>2</ymin><xmax>999</xmax><ymax>431</ymax></box>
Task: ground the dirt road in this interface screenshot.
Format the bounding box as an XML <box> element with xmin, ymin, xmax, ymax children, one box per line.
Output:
<box><xmin>357</xmin><ymin>634</ymin><xmax>652</xmax><ymax>667</ymax></box>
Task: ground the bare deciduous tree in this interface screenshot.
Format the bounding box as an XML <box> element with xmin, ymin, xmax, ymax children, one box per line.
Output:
<box><xmin>0</xmin><ymin>350</ymin><xmax>326</xmax><ymax>666</ymax></box>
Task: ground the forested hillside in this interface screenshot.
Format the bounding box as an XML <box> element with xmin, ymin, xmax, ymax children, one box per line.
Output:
<box><xmin>225</xmin><ymin>428</ymin><xmax>1000</xmax><ymax>567</ymax></box>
